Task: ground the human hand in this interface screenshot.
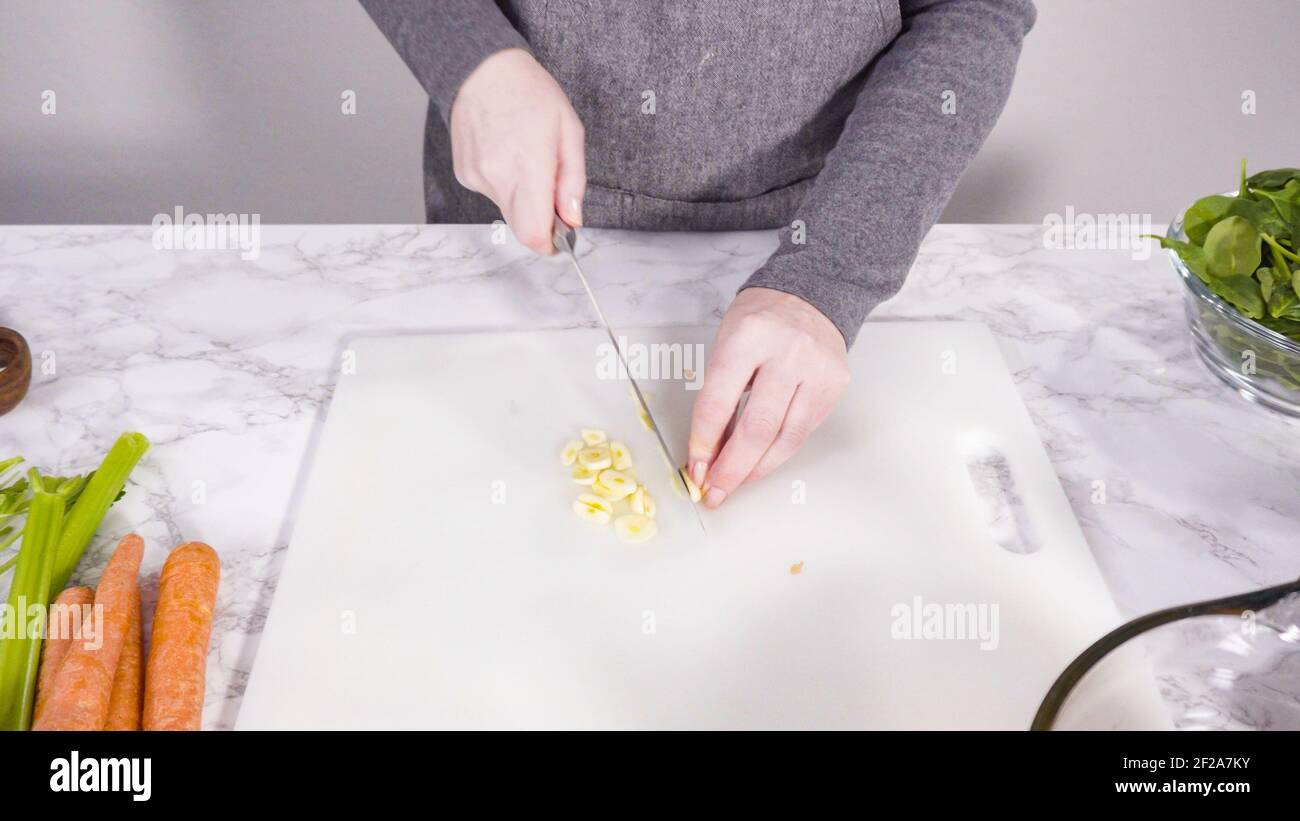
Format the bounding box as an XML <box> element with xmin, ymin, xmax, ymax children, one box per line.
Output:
<box><xmin>449</xmin><ymin>48</ymin><xmax>586</xmax><ymax>254</ymax></box>
<box><xmin>687</xmin><ymin>287</ymin><xmax>850</xmax><ymax>508</ymax></box>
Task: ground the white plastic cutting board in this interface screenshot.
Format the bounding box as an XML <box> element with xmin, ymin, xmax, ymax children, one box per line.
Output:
<box><xmin>238</xmin><ymin>323</ymin><xmax>1168</xmax><ymax>729</ymax></box>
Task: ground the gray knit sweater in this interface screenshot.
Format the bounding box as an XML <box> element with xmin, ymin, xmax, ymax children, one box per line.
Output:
<box><xmin>360</xmin><ymin>0</ymin><xmax>1035</xmax><ymax>346</ymax></box>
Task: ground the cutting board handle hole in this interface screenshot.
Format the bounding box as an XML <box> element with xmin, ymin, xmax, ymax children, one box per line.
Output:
<box><xmin>963</xmin><ymin>445</ymin><xmax>1041</xmax><ymax>555</ymax></box>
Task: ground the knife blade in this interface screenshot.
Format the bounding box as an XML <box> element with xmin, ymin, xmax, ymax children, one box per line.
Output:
<box><xmin>552</xmin><ymin>217</ymin><xmax>707</xmax><ymax>535</ymax></box>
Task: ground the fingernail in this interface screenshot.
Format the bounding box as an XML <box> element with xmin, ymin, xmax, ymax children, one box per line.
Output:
<box><xmin>703</xmin><ymin>487</ymin><xmax>726</xmax><ymax>508</ymax></box>
<box><xmin>690</xmin><ymin>461</ymin><xmax>707</xmax><ymax>487</ymax></box>
<box><xmin>569</xmin><ymin>195</ymin><xmax>583</xmax><ymax>226</ymax></box>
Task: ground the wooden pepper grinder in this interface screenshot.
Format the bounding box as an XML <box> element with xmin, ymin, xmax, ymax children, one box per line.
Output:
<box><xmin>0</xmin><ymin>327</ymin><xmax>32</xmax><ymax>416</ymax></box>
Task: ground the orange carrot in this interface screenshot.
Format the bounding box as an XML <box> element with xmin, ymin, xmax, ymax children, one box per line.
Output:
<box><xmin>33</xmin><ymin>534</ymin><xmax>143</xmax><ymax>731</ymax></box>
<box><xmin>143</xmin><ymin>542</ymin><xmax>220</xmax><ymax>731</ymax></box>
<box><xmin>33</xmin><ymin>586</ymin><xmax>94</xmax><ymax>724</ymax></box>
<box><xmin>105</xmin><ymin>587</ymin><xmax>143</xmax><ymax>730</ymax></box>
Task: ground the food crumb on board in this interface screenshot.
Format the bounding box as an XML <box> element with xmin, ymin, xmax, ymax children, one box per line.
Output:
<box><xmin>789</xmin><ymin>561</ymin><xmax>804</xmax><ymax>575</ymax></box>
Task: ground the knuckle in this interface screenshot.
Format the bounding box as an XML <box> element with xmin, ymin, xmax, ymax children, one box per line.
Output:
<box><xmin>738</xmin><ymin>312</ymin><xmax>777</xmax><ymax>338</ymax></box>
<box><xmin>708</xmin><ymin>464</ymin><xmax>744</xmax><ymax>491</ymax></box>
<box><xmin>476</xmin><ymin>156</ymin><xmax>514</xmax><ymax>184</ymax></box>
<box><xmin>778</xmin><ymin>420</ymin><xmax>811</xmax><ymax>447</ymax></box>
<box><xmin>740</xmin><ymin>411</ymin><xmax>780</xmax><ymax>442</ymax></box>
<box><xmin>693</xmin><ymin>396</ymin><xmax>735</xmax><ymax>427</ymax></box>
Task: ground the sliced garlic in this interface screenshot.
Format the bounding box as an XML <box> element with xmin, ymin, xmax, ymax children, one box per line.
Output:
<box><xmin>597</xmin><ymin>469</ymin><xmax>636</xmax><ymax>499</ymax></box>
<box><xmin>576</xmin><ymin>493</ymin><xmax>613</xmax><ymax>513</ymax></box>
<box><xmin>577</xmin><ymin>445</ymin><xmax>612</xmax><ymax>471</ymax></box>
<box><xmin>591</xmin><ymin>478</ymin><xmax>630</xmax><ymax>501</ymax></box>
<box><xmin>570</xmin><ymin>464</ymin><xmax>598</xmax><ymax>485</ymax></box>
<box><xmin>630</xmin><ymin>486</ymin><xmax>656</xmax><ymax>518</ymax></box>
<box><xmin>628</xmin><ymin>388</ymin><xmax>655</xmax><ymax>432</ymax></box>
<box><xmin>573</xmin><ymin>494</ymin><xmax>613</xmax><ymax>524</ymax></box>
<box><xmin>580</xmin><ymin>428</ymin><xmax>608</xmax><ymax>446</ymax></box>
<box><xmin>614</xmin><ymin>514</ymin><xmax>657</xmax><ymax>543</ymax></box>
<box><xmin>679</xmin><ymin>468</ymin><xmax>703</xmax><ymax>502</ymax></box>
<box><xmin>560</xmin><ymin>439</ymin><xmax>582</xmax><ymax>466</ymax></box>
<box><xmin>609</xmin><ymin>441</ymin><xmax>633</xmax><ymax>470</ymax></box>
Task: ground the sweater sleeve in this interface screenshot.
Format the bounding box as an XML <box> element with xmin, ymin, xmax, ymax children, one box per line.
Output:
<box><xmin>739</xmin><ymin>0</ymin><xmax>1036</xmax><ymax>348</ymax></box>
<box><xmin>358</xmin><ymin>0</ymin><xmax>529</xmax><ymax>123</ymax></box>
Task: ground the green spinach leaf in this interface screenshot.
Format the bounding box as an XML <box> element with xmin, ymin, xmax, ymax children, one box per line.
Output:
<box><xmin>1245</xmin><ymin>168</ymin><xmax>1300</xmax><ymax>190</ymax></box>
<box><xmin>1253</xmin><ymin>180</ymin><xmax>1300</xmax><ymax>226</ymax></box>
<box><xmin>1203</xmin><ymin>216</ymin><xmax>1262</xmax><ymax>277</ymax></box>
<box><xmin>1267</xmin><ymin>277</ymin><xmax>1299</xmax><ymax>318</ymax></box>
<box><xmin>1258</xmin><ymin>266</ymin><xmax>1275</xmax><ymax>303</ymax></box>
<box><xmin>1206</xmin><ymin>274</ymin><xmax>1265</xmax><ymax>319</ymax></box>
<box><xmin>1183</xmin><ymin>194</ymin><xmax>1288</xmax><ymax>244</ymax></box>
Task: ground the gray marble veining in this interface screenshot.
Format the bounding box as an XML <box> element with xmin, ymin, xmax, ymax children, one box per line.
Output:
<box><xmin>1</xmin><ymin>224</ymin><xmax>1296</xmax><ymax>729</ymax></box>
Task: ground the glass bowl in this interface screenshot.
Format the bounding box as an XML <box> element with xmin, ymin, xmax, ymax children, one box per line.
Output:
<box><xmin>1166</xmin><ymin>210</ymin><xmax>1300</xmax><ymax>416</ymax></box>
<box><xmin>1033</xmin><ymin>579</ymin><xmax>1300</xmax><ymax>730</ymax></box>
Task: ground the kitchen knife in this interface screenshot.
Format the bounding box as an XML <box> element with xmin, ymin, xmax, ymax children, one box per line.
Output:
<box><xmin>552</xmin><ymin>217</ymin><xmax>707</xmax><ymax>535</ymax></box>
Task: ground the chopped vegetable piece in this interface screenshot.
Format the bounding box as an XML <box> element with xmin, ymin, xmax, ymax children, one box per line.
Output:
<box><xmin>570</xmin><ymin>464</ymin><xmax>598</xmax><ymax>485</ymax></box>
<box><xmin>628</xmin><ymin>388</ymin><xmax>656</xmax><ymax>432</ymax></box>
<box><xmin>596</xmin><ymin>470</ymin><xmax>636</xmax><ymax>500</ymax></box>
<box><xmin>560</xmin><ymin>440</ymin><xmax>582</xmax><ymax>466</ymax></box>
<box><xmin>614</xmin><ymin>514</ymin><xmax>657</xmax><ymax>543</ymax></box>
<box><xmin>630</xmin><ymin>487</ymin><xmax>656</xmax><ymax>518</ymax></box>
<box><xmin>590</xmin><ymin>479</ymin><xmax>620</xmax><ymax>501</ymax></box>
<box><xmin>580</xmin><ymin>428</ymin><xmax>608</xmax><ymax>446</ymax></box>
<box><xmin>577</xmin><ymin>445</ymin><xmax>612</xmax><ymax>471</ymax></box>
<box><xmin>573</xmin><ymin>494</ymin><xmax>613</xmax><ymax>524</ymax></box>
<box><xmin>679</xmin><ymin>468</ymin><xmax>703</xmax><ymax>502</ymax></box>
<box><xmin>609</xmin><ymin>441</ymin><xmax>633</xmax><ymax>470</ymax></box>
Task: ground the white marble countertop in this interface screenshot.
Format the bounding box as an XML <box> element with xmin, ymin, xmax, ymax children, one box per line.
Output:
<box><xmin>2</xmin><ymin>224</ymin><xmax>1297</xmax><ymax>730</ymax></box>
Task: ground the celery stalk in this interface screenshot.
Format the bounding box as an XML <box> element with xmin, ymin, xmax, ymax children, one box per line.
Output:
<box><xmin>49</xmin><ymin>432</ymin><xmax>149</xmax><ymax>594</ymax></box>
<box><xmin>0</xmin><ymin>474</ymin><xmax>65</xmax><ymax>730</ymax></box>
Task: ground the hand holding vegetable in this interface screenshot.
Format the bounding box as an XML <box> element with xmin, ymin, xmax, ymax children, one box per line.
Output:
<box><xmin>687</xmin><ymin>287</ymin><xmax>850</xmax><ymax>508</ymax></box>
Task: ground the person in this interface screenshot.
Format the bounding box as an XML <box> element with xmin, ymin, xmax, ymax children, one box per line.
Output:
<box><xmin>360</xmin><ymin>0</ymin><xmax>1035</xmax><ymax>508</ymax></box>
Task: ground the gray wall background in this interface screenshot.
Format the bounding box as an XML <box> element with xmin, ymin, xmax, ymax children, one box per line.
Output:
<box><xmin>2</xmin><ymin>0</ymin><xmax>1298</xmax><ymax>225</ymax></box>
